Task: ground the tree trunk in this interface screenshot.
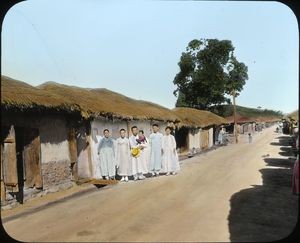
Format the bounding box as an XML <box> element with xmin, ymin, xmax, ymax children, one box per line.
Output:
<box><xmin>232</xmin><ymin>91</ymin><xmax>238</xmax><ymax>143</ymax></box>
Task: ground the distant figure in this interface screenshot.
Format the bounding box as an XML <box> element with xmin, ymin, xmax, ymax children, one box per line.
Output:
<box><xmin>162</xmin><ymin>126</ymin><xmax>180</xmax><ymax>175</ymax></box>
<box><xmin>97</xmin><ymin>129</ymin><xmax>116</xmax><ymax>180</ymax></box>
<box><xmin>149</xmin><ymin>124</ymin><xmax>163</xmax><ymax>177</ymax></box>
<box><xmin>276</xmin><ymin>127</ymin><xmax>279</xmax><ymax>133</ymax></box>
<box><xmin>218</xmin><ymin>127</ymin><xmax>225</xmax><ymax>145</ymax></box>
<box><xmin>116</xmin><ymin>129</ymin><xmax>132</xmax><ymax>182</ymax></box>
<box><xmin>248</xmin><ymin>133</ymin><xmax>253</xmax><ymax>143</ymax></box>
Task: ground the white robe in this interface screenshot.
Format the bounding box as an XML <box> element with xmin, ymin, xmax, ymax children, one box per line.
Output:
<box><xmin>129</xmin><ymin>135</ymin><xmax>148</xmax><ymax>175</ymax></box>
<box><xmin>97</xmin><ymin>137</ymin><xmax>116</xmax><ymax>177</ymax></box>
<box><xmin>149</xmin><ymin>132</ymin><xmax>163</xmax><ymax>172</ymax></box>
<box><xmin>162</xmin><ymin>134</ymin><xmax>180</xmax><ymax>172</ymax></box>
<box><xmin>115</xmin><ymin>137</ymin><xmax>132</xmax><ymax>176</ymax></box>
<box><xmin>138</xmin><ymin>139</ymin><xmax>149</xmax><ymax>174</ymax></box>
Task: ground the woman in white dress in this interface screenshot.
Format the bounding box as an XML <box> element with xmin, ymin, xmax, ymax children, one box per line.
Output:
<box><xmin>115</xmin><ymin>129</ymin><xmax>132</xmax><ymax>182</ymax></box>
<box><xmin>162</xmin><ymin>126</ymin><xmax>180</xmax><ymax>175</ymax></box>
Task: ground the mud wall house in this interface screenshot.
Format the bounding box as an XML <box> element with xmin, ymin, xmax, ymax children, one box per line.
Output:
<box><xmin>172</xmin><ymin>107</ymin><xmax>227</xmax><ymax>154</ymax></box>
<box><xmin>225</xmin><ymin>115</ymin><xmax>256</xmax><ymax>135</ymax></box>
<box><xmin>38</xmin><ymin>82</ymin><xmax>179</xmax><ymax>180</ymax></box>
<box><xmin>0</xmin><ymin>76</ymin><xmax>86</xmax><ymax>205</ymax></box>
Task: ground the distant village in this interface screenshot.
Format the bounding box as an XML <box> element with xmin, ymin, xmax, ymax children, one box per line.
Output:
<box><xmin>0</xmin><ymin>75</ymin><xmax>297</xmax><ymax>207</ymax></box>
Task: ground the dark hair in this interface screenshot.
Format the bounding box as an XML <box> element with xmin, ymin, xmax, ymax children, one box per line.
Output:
<box><xmin>120</xmin><ymin>128</ymin><xmax>126</xmax><ymax>132</ymax></box>
<box><xmin>103</xmin><ymin>129</ymin><xmax>109</xmax><ymax>133</ymax></box>
<box><xmin>152</xmin><ymin>124</ymin><xmax>159</xmax><ymax>127</ymax></box>
<box><xmin>131</xmin><ymin>126</ymin><xmax>137</xmax><ymax>131</ymax></box>
<box><xmin>139</xmin><ymin>130</ymin><xmax>144</xmax><ymax>134</ymax></box>
<box><xmin>165</xmin><ymin>126</ymin><xmax>172</xmax><ymax>131</ymax></box>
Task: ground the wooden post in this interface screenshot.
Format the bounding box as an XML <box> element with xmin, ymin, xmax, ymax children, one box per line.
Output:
<box><xmin>68</xmin><ymin>127</ymin><xmax>78</xmax><ymax>181</ymax></box>
<box><xmin>85</xmin><ymin>122</ymin><xmax>93</xmax><ymax>179</ymax></box>
<box><xmin>232</xmin><ymin>90</ymin><xmax>238</xmax><ymax>143</ymax></box>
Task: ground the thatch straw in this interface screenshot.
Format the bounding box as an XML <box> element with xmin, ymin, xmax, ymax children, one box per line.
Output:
<box><xmin>173</xmin><ymin>107</ymin><xmax>227</xmax><ymax>128</ymax></box>
<box><xmin>1</xmin><ymin>76</ymin><xmax>178</xmax><ymax>122</ymax></box>
<box><xmin>1</xmin><ymin>76</ymin><xmax>77</xmax><ymax>111</ymax></box>
<box><xmin>38</xmin><ymin>82</ymin><xmax>179</xmax><ymax>121</ymax></box>
<box><xmin>284</xmin><ymin>110</ymin><xmax>298</xmax><ymax>121</ymax></box>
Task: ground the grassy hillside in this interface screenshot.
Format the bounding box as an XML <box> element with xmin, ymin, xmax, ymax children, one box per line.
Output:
<box><xmin>209</xmin><ymin>104</ymin><xmax>284</xmax><ymax>119</ymax></box>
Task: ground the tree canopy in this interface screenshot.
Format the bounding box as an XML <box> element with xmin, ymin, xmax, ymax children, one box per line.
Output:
<box><xmin>173</xmin><ymin>38</ymin><xmax>248</xmax><ymax>110</ymax></box>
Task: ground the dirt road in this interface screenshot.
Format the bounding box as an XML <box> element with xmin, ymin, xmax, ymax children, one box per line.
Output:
<box><xmin>2</xmin><ymin>126</ymin><xmax>297</xmax><ymax>242</ymax></box>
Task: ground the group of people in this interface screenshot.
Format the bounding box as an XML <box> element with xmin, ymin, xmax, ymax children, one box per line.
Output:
<box><xmin>95</xmin><ymin>124</ymin><xmax>180</xmax><ymax>182</ymax></box>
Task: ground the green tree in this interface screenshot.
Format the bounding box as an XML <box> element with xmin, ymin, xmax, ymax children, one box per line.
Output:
<box><xmin>173</xmin><ymin>38</ymin><xmax>248</xmax><ymax>110</ymax></box>
<box><xmin>225</xmin><ymin>54</ymin><xmax>248</xmax><ymax>97</ymax></box>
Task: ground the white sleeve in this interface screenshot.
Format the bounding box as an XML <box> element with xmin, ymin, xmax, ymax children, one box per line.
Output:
<box><xmin>129</xmin><ymin>136</ymin><xmax>137</xmax><ymax>148</ymax></box>
<box><xmin>172</xmin><ymin>135</ymin><xmax>176</xmax><ymax>150</ymax></box>
<box><xmin>161</xmin><ymin>136</ymin><xmax>165</xmax><ymax>149</ymax></box>
<box><xmin>115</xmin><ymin>139</ymin><xmax>119</xmax><ymax>167</ymax></box>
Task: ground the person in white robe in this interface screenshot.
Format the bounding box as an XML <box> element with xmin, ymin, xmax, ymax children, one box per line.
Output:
<box><xmin>129</xmin><ymin>126</ymin><xmax>146</xmax><ymax>180</ymax></box>
<box><xmin>149</xmin><ymin>124</ymin><xmax>163</xmax><ymax>176</ymax></box>
<box><xmin>218</xmin><ymin>127</ymin><xmax>225</xmax><ymax>145</ymax></box>
<box><xmin>162</xmin><ymin>126</ymin><xmax>180</xmax><ymax>175</ymax></box>
<box><xmin>97</xmin><ymin>129</ymin><xmax>116</xmax><ymax>180</ymax></box>
<box><xmin>115</xmin><ymin>129</ymin><xmax>132</xmax><ymax>182</ymax></box>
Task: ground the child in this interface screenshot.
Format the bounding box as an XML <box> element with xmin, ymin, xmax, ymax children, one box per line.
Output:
<box><xmin>162</xmin><ymin>126</ymin><xmax>180</xmax><ymax>175</ymax></box>
<box><xmin>248</xmin><ymin>133</ymin><xmax>253</xmax><ymax>143</ymax></box>
<box><xmin>97</xmin><ymin>129</ymin><xmax>116</xmax><ymax>180</ymax></box>
<box><xmin>116</xmin><ymin>129</ymin><xmax>132</xmax><ymax>182</ymax></box>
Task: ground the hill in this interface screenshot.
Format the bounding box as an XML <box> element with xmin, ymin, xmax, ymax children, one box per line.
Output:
<box><xmin>209</xmin><ymin>104</ymin><xmax>283</xmax><ymax>121</ymax></box>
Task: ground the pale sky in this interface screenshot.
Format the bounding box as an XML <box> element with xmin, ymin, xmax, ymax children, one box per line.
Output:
<box><xmin>1</xmin><ymin>0</ymin><xmax>299</xmax><ymax>114</ymax></box>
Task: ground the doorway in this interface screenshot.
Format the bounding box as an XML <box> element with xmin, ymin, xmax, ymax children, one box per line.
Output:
<box><xmin>13</xmin><ymin>127</ymin><xmax>42</xmax><ymax>203</ymax></box>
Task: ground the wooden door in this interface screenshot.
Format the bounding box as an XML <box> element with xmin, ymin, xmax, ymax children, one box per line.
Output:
<box><xmin>23</xmin><ymin>128</ymin><xmax>42</xmax><ymax>189</ymax></box>
<box><xmin>1</xmin><ymin>125</ymin><xmax>18</xmax><ymax>187</ymax></box>
<box><xmin>200</xmin><ymin>130</ymin><xmax>209</xmax><ymax>150</ymax></box>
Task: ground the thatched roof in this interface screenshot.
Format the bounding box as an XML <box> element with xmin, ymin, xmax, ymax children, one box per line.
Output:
<box><xmin>285</xmin><ymin>110</ymin><xmax>298</xmax><ymax>121</ymax></box>
<box><xmin>1</xmin><ymin>76</ymin><xmax>178</xmax><ymax>122</ymax></box>
<box><xmin>38</xmin><ymin>82</ymin><xmax>179</xmax><ymax>121</ymax></box>
<box><xmin>173</xmin><ymin>107</ymin><xmax>227</xmax><ymax>128</ymax></box>
<box><xmin>1</xmin><ymin>76</ymin><xmax>78</xmax><ymax>112</ymax></box>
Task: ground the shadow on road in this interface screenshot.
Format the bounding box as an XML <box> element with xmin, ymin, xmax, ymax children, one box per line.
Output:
<box><xmin>228</xmin><ymin>135</ymin><xmax>298</xmax><ymax>242</ymax></box>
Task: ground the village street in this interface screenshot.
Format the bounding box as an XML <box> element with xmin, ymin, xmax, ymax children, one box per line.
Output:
<box><xmin>2</xmin><ymin>126</ymin><xmax>297</xmax><ymax>242</ymax></box>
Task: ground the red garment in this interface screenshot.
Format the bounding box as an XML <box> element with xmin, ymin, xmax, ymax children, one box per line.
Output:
<box><xmin>292</xmin><ymin>155</ymin><xmax>299</xmax><ymax>194</ymax></box>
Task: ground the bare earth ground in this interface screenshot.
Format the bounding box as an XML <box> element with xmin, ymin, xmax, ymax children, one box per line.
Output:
<box><xmin>1</xmin><ymin>126</ymin><xmax>298</xmax><ymax>242</ymax></box>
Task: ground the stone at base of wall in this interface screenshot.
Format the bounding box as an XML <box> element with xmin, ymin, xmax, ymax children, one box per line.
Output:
<box><xmin>1</xmin><ymin>181</ymin><xmax>74</xmax><ymax>210</ymax></box>
<box><xmin>42</xmin><ymin>160</ymin><xmax>71</xmax><ymax>189</ymax></box>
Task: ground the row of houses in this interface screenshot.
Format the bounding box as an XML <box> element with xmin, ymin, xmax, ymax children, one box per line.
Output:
<box><xmin>225</xmin><ymin>114</ymin><xmax>280</xmax><ymax>135</ymax></box>
<box><xmin>1</xmin><ymin>76</ymin><xmax>227</xmax><ymax>206</ymax></box>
